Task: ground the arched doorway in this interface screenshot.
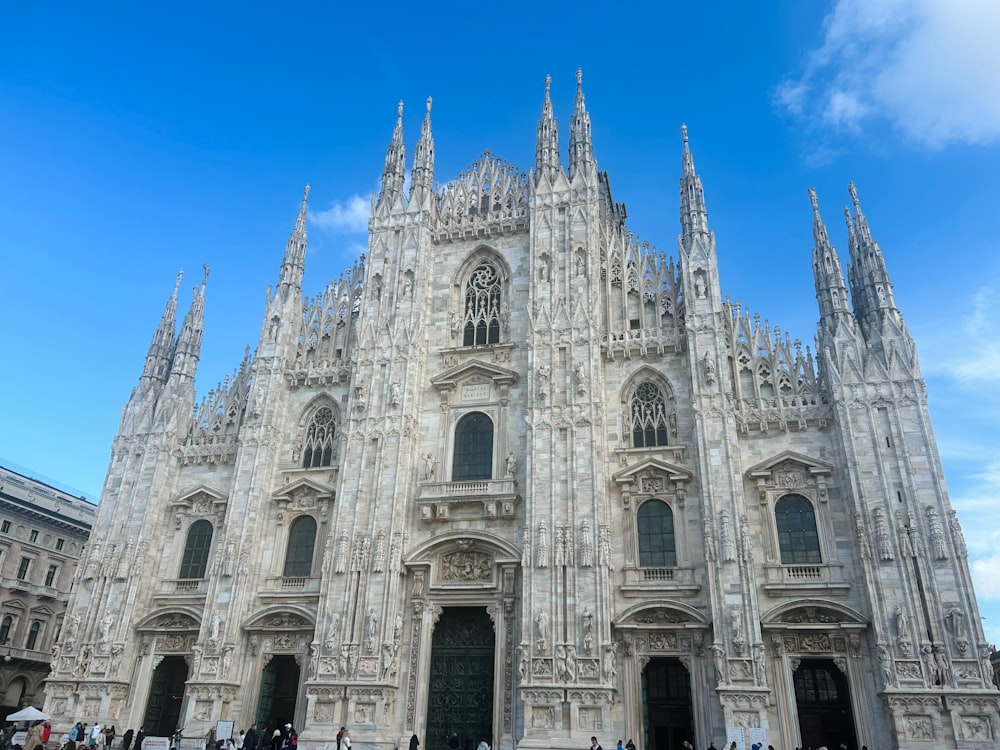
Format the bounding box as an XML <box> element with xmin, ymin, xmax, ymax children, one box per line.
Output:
<box><xmin>793</xmin><ymin>659</ymin><xmax>858</xmax><ymax>750</ymax></box>
<box><xmin>426</xmin><ymin>607</ymin><xmax>495</xmax><ymax>750</ymax></box>
<box><xmin>257</xmin><ymin>655</ymin><xmax>301</xmax><ymax>730</ymax></box>
<box><xmin>643</xmin><ymin>658</ymin><xmax>694</xmax><ymax>750</ymax></box>
<box><xmin>143</xmin><ymin>655</ymin><xmax>189</xmax><ymax>736</ymax></box>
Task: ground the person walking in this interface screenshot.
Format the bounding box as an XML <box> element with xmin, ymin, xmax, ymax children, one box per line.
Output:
<box><xmin>590</xmin><ymin>737</ymin><xmax>603</xmax><ymax>750</ymax></box>
<box><xmin>134</xmin><ymin>729</ymin><xmax>145</xmax><ymax>750</ymax></box>
<box><xmin>121</xmin><ymin>729</ymin><xmax>134</xmax><ymax>750</ymax></box>
<box><xmin>24</xmin><ymin>721</ymin><xmax>45</xmax><ymax>750</ymax></box>
<box><xmin>89</xmin><ymin>724</ymin><xmax>102</xmax><ymax>749</ymax></box>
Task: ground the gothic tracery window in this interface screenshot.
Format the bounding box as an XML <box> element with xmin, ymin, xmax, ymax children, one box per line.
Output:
<box><xmin>303</xmin><ymin>406</ymin><xmax>337</xmax><ymax>468</ymax></box>
<box><xmin>637</xmin><ymin>499</ymin><xmax>677</xmax><ymax>567</ymax></box>
<box><xmin>630</xmin><ymin>381</ymin><xmax>670</xmax><ymax>448</ymax></box>
<box><xmin>463</xmin><ymin>261</ymin><xmax>502</xmax><ymax>346</ymax></box>
<box><xmin>283</xmin><ymin>515</ymin><xmax>317</xmax><ymax>577</ymax></box>
<box><xmin>179</xmin><ymin>519</ymin><xmax>213</xmax><ymax>579</ymax></box>
<box><xmin>775</xmin><ymin>494</ymin><xmax>821</xmax><ymax>564</ymax></box>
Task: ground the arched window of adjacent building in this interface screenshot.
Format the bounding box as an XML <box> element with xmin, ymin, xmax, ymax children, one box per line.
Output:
<box><xmin>630</xmin><ymin>381</ymin><xmax>670</xmax><ymax>448</ymax></box>
<box><xmin>453</xmin><ymin>412</ymin><xmax>494</xmax><ymax>481</ymax></box>
<box><xmin>283</xmin><ymin>515</ymin><xmax>317</xmax><ymax>577</ymax></box>
<box><xmin>25</xmin><ymin>620</ymin><xmax>41</xmax><ymax>650</ymax></box>
<box><xmin>775</xmin><ymin>494</ymin><xmax>821</xmax><ymax>564</ymax></box>
<box><xmin>637</xmin><ymin>499</ymin><xmax>677</xmax><ymax>567</ymax></box>
<box><xmin>462</xmin><ymin>261</ymin><xmax>503</xmax><ymax>346</ymax></box>
<box><xmin>303</xmin><ymin>405</ymin><xmax>337</xmax><ymax>468</ymax></box>
<box><xmin>0</xmin><ymin>615</ymin><xmax>11</xmax><ymax>644</ymax></box>
<box><xmin>179</xmin><ymin>520</ymin><xmax>213</xmax><ymax>579</ymax></box>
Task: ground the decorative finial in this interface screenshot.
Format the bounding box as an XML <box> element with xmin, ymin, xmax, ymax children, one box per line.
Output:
<box><xmin>425</xmin><ymin>96</ymin><xmax>432</xmax><ymax>114</ymax></box>
<box><xmin>202</xmin><ymin>264</ymin><xmax>211</xmax><ymax>287</ymax></box>
<box><xmin>545</xmin><ymin>74</ymin><xmax>551</xmax><ymax>93</ymax></box>
<box><xmin>843</xmin><ymin>206</ymin><xmax>851</xmax><ymax>225</ymax></box>
<box><xmin>173</xmin><ymin>269</ymin><xmax>184</xmax><ymax>297</ymax></box>
<box><xmin>397</xmin><ymin>100</ymin><xmax>404</xmax><ymax>119</ymax></box>
<box><xmin>681</xmin><ymin>124</ymin><xmax>689</xmax><ymax>144</ymax></box>
<box><xmin>848</xmin><ymin>181</ymin><xmax>860</xmax><ymax>209</ymax></box>
<box><xmin>576</xmin><ymin>68</ymin><xmax>583</xmax><ymax>91</ymax></box>
<box><xmin>808</xmin><ymin>187</ymin><xmax>820</xmax><ymax>217</ymax></box>
<box><xmin>303</xmin><ymin>184</ymin><xmax>311</xmax><ymax>200</ymax></box>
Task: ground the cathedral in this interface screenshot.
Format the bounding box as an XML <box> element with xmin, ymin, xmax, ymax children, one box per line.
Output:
<box><xmin>44</xmin><ymin>73</ymin><xmax>998</xmax><ymax>750</ymax></box>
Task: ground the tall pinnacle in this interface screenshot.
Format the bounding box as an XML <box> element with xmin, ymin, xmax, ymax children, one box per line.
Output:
<box><xmin>170</xmin><ymin>264</ymin><xmax>209</xmax><ymax>386</ymax></box>
<box><xmin>140</xmin><ymin>271</ymin><xmax>182</xmax><ymax>384</ymax></box>
<box><xmin>679</xmin><ymin>125</ymin><xmax>709</xmax><ymax>237</ymax></box>
<box><xmin>535</xmin><ymin>75</ymin><xmax>559</xmax><ymax>177</ymax></box>
<box><xmin>278</xmin><ymin>185</ymin><xmax>310</xmax><ymax>291</ymax></box>
<box><xmin>845</xmin><ymin>182</ymin><xmax>899</xmax><ymax>332</ymax></box>
<box><xmin>410</xmin><ymin>97</ymin><xmax>435</xmax><ymax>200</ymax></box>
<box><xmin>378</xmin><ymin>101</ymin><xmax>407</xmax><ymax>206</ymax></box>
<box><xmin>568</xmin><ymin>68</ymin><xmax>593</xmax><ymax>178</ymax></box>
<box><xmin>808</xmin><ymin>188</ymin><xmax>850</xmax><ymax>330</ymax></box>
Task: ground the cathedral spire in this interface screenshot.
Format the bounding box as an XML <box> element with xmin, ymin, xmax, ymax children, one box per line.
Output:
<box><xmin>809</xmin><ymin>188</ymin><xmax>851</xmax><ymax>332</ymax></box>
<box><xmin>844</xmin><ymin>181</ymin><xmax>901</xmax><ymax>334</ymax></box>
<box><xmin>535</xmin><ymin>75</ymin><xmax>559</xmax><ymax>179</ymax></box>
<box><xmin>171</xmin><ymin>264</ymin><xmax>209</xmax><ymax>384</ymax></box>
<box><xmin>140</xmin><ymin>270</ymin><xmax>182</xmax><ymax>384</ymax></box>
<box><xmin>679</xmin><ymin>124</ymin><xmax>709</xmax><ymax>237</ymax></box>
<box><xmin>409</xmin><ymin>97</ymin><xmax>435</xmax><ymax>203</ymax></box>
<box><xmin>568</xmin><ymin>68</ymin><xmax>593</xmax><ymax>179</ymax></box>
<box><xmin>278</xmin><ymin>185</ymin><xmax>310</xmax><ymax>292</ymax></box>
<box><xmin>378</xmin><ymin>101</ymin><xmax>407</xmax><ymax>207</ymax></box>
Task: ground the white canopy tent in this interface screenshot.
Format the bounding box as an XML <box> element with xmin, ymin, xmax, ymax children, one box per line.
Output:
<box><xmin>5</xmin><ymin>706</ymin><xmax>49</xmax><ymax>722</ymax></box>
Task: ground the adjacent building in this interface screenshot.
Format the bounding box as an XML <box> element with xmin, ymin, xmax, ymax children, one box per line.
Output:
<box><xmin>0</xmin><ymin>465</ymin><xmax>95</xmax><ymax>715</ymax></box>
<box><xmin>43</xmin><ymin>74</ymin><xmax>999</xmax><ymax>749</ymax></box>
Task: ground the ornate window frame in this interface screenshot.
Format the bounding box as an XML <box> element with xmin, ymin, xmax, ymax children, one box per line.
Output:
<box><xmin>747</xmin><ymin>452</ymin><xmax>847</xmax><ymax>593</ymax></box>
<box><xmin>452</xmin><ymin>249</ymin><xmax>511</xmax><ymax>348</ymax></box>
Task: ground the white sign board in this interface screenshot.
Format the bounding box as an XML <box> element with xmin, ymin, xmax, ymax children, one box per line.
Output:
<box><xmin>11</xmin><ymin>732</ymin><xmax>27</xmax><ymax>747</ymax></box>
<box><xmin>747</xmin><ymin>728</ymin><xmax>767</xmax><ymax>749</ymax></box>
<box><xmin>142</xmin><ymin>737</ymin><xmax>171</xmax><ymax>750</ymax></box>
<box><xmin>725</xmin><ymin>727</ymin><xmax>746</xmax><ymax>750</ymax></box>
<box><xmin>216</xmin><ymin>722</ymin><xmax>235</xmax><ymax>742</ymax></box>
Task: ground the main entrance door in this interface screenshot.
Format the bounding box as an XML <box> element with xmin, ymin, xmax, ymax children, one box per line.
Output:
<box><xmin>143</xmin><ymin>655</ymin><xmax>189</xmax><ymax>736</ymax></box>
<box><xmin>643</xmin><ymin>658</ymin><xmax>694</xmax><ymax>750</ymax></box>
<box><xmin>426</xmin><ymin>607</ymin><xmax>495</xmax><ymax>750</ymax></box>
<box><xmin>793</xmin><ymin>659</ymin><xmax>858</xmax><ymax>750</ymax></box>
<box><xmin>257</xmin><ymin>655</ymin><xmax>301</xmax><ymax>730</ymax></box>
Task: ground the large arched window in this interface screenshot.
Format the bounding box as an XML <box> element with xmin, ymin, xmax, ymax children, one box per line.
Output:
<box><xmin>284</xmin><ymin>515</ymin><xmax>317</xmax><ymax>577</ymax></box>
<box><xmin>303</xmin><ymin>406</ymin><xmax>337</xmax><ymax>468</ymax></box>
<box><xmin>453</xmin><ymin>412</ymin><xmax>494</xmax><ymax>481</ymax></box>
<box><xmin>463</xmin><ymin>261</ymin><xmax>502</xmax><ymax>346</ymax></box>
<box><xmin>25</xmin><ymin>621</ymin><xmax>41</xmax><ymax>650</ymax></box>
<box><xmin>179</xmin><ymin>520</ymin><xmax>213</xmax><ymax>579</ymax></box>
<box><xmin>637</xmin><ymin>499</ymin><xmax>677</xmax><ymax>567</ymax></box>
<box><xmin>630</xmin><ymin>381</ymin><xmax>670</xmax><ymax>448</ymax></box>
<box><xmin>0</xmin><ymin>615</ymin><xmax>11</xmax><ymax>644</ymax></box>
<box><xmin>775</xmin><ymin>494</ymin><xmax>821</xmax><ymax>564</ymax></box>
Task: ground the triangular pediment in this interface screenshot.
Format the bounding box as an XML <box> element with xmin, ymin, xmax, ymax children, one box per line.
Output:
<box><xmin>431</xmin><ymin>360</ymin><xmax>519</xmax><ymax>392</ymax></box>
<box><xmin>170</xmin><ymin>484</ymin><xmax>228</xmax><ymax>508</ymax></box>
<box><xmin>613</xmin><ymin>456</ymin><xmax>692</xmax><ymax>485</ymax></box>
<box><xmin>746</xmin><ymin>451</ymin><xmax>833</xmax><ymax>480</ymax></box>
<box><xmin>272</xmin><ymin>477</ymin><xmax>334</xmax><ymax>503</ymax></box>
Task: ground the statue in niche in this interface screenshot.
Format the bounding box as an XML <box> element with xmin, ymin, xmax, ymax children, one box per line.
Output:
<box><xmin>537</xmin><ymin>365</ymin><xmax>551</xmax><ymax>400</ymax></box>
<box><xmin>601</xmin><ymin>641</ymin><xmax>618</xmax><ymax>682</ymax></box>
<box><xmin>720</xmin><ymin>510</ymin><xmax>736</xmax><ymax>562</ymax></box>
<box><xmin>702</xmin><ymin>352</ymin><xmax>716</xmax><ymax>385</ymax></box>
<box><xmin>423</xmin><ymin>453</ymin><xmax>436</xmax><ymax>481</ymax></box>
<box><xmin>505</xmin><ymin>451</ymin><xmax>517</xmax><ymax>477</ymax></box>
<box><xmin>535</xmin><ymin>610</ymin><xmax>549</xmax><ymax>654</ymax></box>
<box><xmin>694</xmin><ymin>272</ymin><xmax>707</xmax><ymax>299</ymax></box>
<box><xmin>576</xmin><ymin>254</ymin><xmax>586</xmax><ymax>277</ymax></box>
<box><xmin>582</xmin><ymin>608</ymin><xmax>594</xmax><ymax>654</ymax></box>
<box><xmin>574</xmin><ymin>362</ymin><xmax>588</xmax><ymax>395</ymax></box>
<box><xmin>390</xmin><ymin>381</ymin><xmax>402</xmax><ymax>407</ymax></box>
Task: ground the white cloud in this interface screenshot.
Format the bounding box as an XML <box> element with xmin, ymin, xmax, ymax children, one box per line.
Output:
<box><xmin>310</xmin><ymin>195</ymin><xmax>370</xmax><ymax>233</ymax></box>
<box><xmin>920</xmin><ymin>285</ymin><xmax>1000</xmax><ymax>386</ymax></box>
<box><xmin>777</xmin><ymin>0</ymin><xmax>1000</xmax><ymax>147</ymax></box>
<box><xmin>972</xmin><ymin>553</ymin><xmax>1000</xmax><ymax>601</ymax></box>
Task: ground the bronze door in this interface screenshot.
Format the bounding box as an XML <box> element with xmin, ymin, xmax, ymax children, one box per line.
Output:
<box><xmin>426</xmin><ymin>607</ymin><xmax>495</xmax><ymax>750</ymax></box>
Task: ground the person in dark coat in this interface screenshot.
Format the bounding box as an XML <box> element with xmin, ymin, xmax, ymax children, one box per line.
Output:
<box><xmin>134</xmin><ymin>728</ymin><xmax>145</xmax><ymax>750</ymax></box>
<box><xmin>408</xmin><ymin>735</ymin><xmax>419</xmax><ymax>750</ymax></box>
<box><xmin>121</xmin><ymin>730</ymin><xmax>134</xmax><ymax>750</ymax></box>
<box><xmin>243</xmin><ymin>726</ymin><xmax>259</xmax><ymax>750</ymax></box>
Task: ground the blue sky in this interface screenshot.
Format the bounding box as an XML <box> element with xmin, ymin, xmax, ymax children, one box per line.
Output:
<box><xmin>2</xmin><ymin>2</ymin><xmax>999</xmax><ymax>640</ymax></box>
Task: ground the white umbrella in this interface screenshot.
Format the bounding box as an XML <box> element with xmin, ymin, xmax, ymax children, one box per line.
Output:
<box><xmin>6</xmin><ymin>706</ymin><xmax>49</xmax><ymax>721</ymax></box>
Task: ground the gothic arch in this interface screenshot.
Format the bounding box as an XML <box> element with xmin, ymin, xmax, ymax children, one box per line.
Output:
<box><xmin>452</xmin><ymin>244</ymin><xmax>512</xmax><ymax>289</ymax></box>
<box><xmin>296</xmin><ymin>394</ymin><xmax>342</xmax><ymax>428</ymax></box>
<box><xmin>620</xmin><ymin>366</ymin><xmax>677</xmax><ymax>448</ymax></box>
<box><xmin>621</xmin><ymin>365</ymin><xmax>677</xmax><ymax>402</ymax></box>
